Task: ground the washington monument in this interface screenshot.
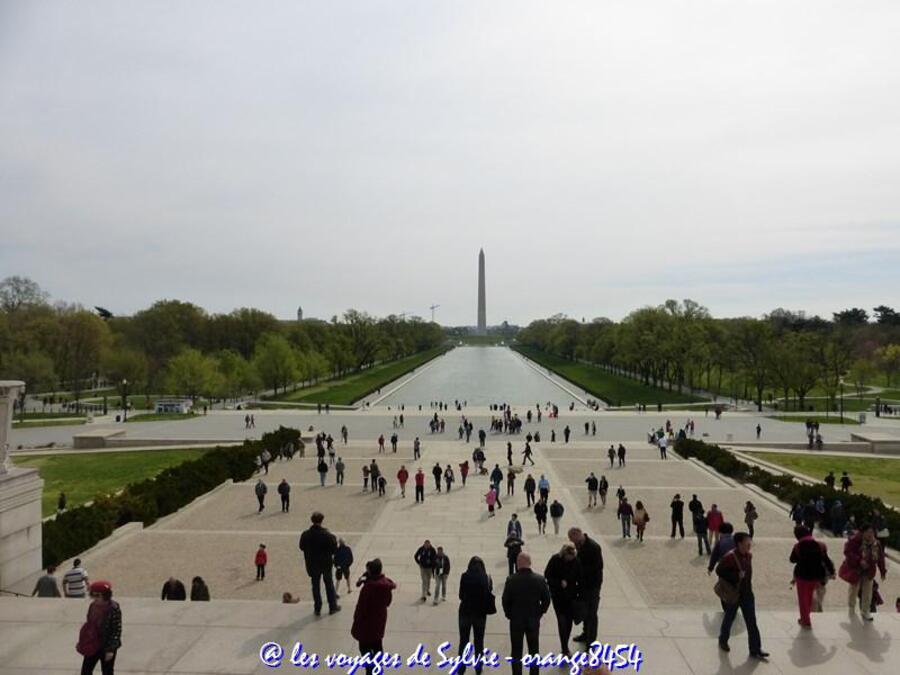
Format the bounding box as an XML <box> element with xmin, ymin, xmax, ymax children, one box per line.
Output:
<box><xmin>477</xmin><ymin>248</ymin><xmax>486</xmax><ymax>334</ymax></box>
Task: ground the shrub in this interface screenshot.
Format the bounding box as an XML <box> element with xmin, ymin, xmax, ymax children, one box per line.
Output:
<box><xmin>676</xmin><ymin>438</ymin><xmax>900</xmax><ymax>550</ymax></box>
<box><xmin>42</xmin><ymin>438</ymin><xmax>266</xmax><ymax>566</ymax></box>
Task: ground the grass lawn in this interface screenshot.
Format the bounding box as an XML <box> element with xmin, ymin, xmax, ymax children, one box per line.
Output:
<box><xmin>768</xmin><ymin>415</ymin><xmax>859</xmax><ymax>425</ymax></box>
<box><xmin>773</xmin><ymin>397</ymin><xmax>877</xmax><ymax>413</ymax></box>
<box><xmin>273</xmin><ymin>346</ymin><xmax>450</xmax><ymax>405</ymax></box>
<box><xmin>13</xmin><ymin>419</ymin><xmax>87</xmax><ymax>429</ymax></box>
<box><xmin>15</xmin><ymin>448</ymin><xmax>214</xmax><ymax>517</ymax></box>
<box><xmin>754</xmin><ymin>452</ymin><xmax>900</xmax><ymax>506</ymax></box>
<box><xmin>513</xmin><ymin>346</ymin><xmax>706</xmax><ymax>405</ymax></box>
<box><xmin>125</xmin><ymin>412</ymin><xmax>196</xmax><ymax>423</ymax></box>
<box><xmin>876</xmin><ymin>389</ymin><xmax>900</xmax><ymax>401</ymax></box>
<box><xmin>16</xmin><ymin>412</ymin><xmax>86</xmax><ymax>420</ymax></box>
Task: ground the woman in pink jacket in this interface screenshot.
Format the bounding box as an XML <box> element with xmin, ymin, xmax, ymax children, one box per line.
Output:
<box><xmin>707</xmin><ymin>505</ymin><xmax>725</xmax><ymax>546</ymax></box>
<box><xmin>485</xmin><ymin>487</ymin><xmax>498</xmax><ymax>517</ymax></box>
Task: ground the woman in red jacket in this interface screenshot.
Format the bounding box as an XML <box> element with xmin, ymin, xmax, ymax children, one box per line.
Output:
<box><xmin>351</xmin><ymin>559</ymin><xmax>396</xmax><ymax>675</ymax></box>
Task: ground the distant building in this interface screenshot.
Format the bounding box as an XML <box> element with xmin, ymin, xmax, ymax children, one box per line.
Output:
<box><xmin>297</xmin><ymin>306</ymin><xmax>303</xmax><ymax>321</ymax></box>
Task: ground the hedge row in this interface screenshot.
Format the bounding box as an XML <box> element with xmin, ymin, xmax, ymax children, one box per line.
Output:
<box><xmin>675</xmin><ymin>438</ymin><xmax>900</xmax><ymax>550</ymax></box>
<box><xmin>42</xmin><ymin>428</ymin><xmax>299</xmax><ymax>567</ymax></box>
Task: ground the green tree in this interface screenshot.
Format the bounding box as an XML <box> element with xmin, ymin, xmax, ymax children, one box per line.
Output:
<box><xmin>0</xmin><ymin>350</ymin><xmax>56</xmax><ymax>393</ymax></box>
<box><xmin>874</xmin><ymin>344</ymin><xmax>900</xmax><ymax>387</ymax></box>
<box><xmin>253</xmin><ymin>334</ymin><xmax>298</xmax><ymax>395</ymax></box>
<box><xmin>166</xmin><ymin>348</ymin><xmax>217</xmax><ymax>402</ymax></box>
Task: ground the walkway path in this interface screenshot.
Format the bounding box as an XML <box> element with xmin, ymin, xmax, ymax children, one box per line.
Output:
<box><xmin>3</xmin><ymin>418</ymin><xmax>899</xmax><ymax>673</ymax></box>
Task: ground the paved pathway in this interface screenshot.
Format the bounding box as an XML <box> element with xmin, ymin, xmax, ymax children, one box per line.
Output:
<box><xmin>3</xmin><ymin>419</ymin><xmax>899</xmax><ymax>674</ymax></box>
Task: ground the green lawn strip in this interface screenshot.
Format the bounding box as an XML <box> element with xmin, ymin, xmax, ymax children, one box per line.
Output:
<box><xmin>768</xmin><ymin>415</ymin><xmax>859</xmax><ymax>425</ymax></box>
<box><xmin>16</xmin><ymin>448</ymin><xmax>213</xmax><ymax>517</ymax></box>
<box><xmin>13</xmin><ymin>419</ymin><xmax>88</xmax><ymax>429</ymax></box>
<box><xmin>512</xmin><ymin>346</ymin><xmax>705</xmax><ymax>405</ymax></box>
<box><xmin>125</xmin><ymin>412</ymin><xmax>197</xmax><ymax>423</ymax></box>
<box><xmin>275</xmin><ymin>346</ymin><xmax>450</xmax><ymax>405</ymax></box>
<box><xmin>773</xmin><ymin>398</ymin><xmax>877</xmax><ymax>413</ymax></box>
<box><xmin>876</xmin><ymin>389</ymin><xmax>900</xmax><ymax>401</ymax></box>
<box><xmin>753</xmin><ymin>452</ymin><xmax>900</xmax><ymax>507</ymax></box>
<box><xmin>16</xmin><ymin>412</ymin><xmax>86</xmax><ymax>420</ymax></box>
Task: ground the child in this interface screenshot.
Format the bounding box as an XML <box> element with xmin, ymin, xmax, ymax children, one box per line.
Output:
<box><xmin>255</xmin><ymin>544</ymin><xmax>267</xmax><ymax>580</ymax></box>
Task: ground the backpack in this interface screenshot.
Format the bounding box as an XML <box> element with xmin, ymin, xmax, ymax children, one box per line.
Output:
<box><xmin>76</xmin><ymin>609</ymin><xmax>106</xmax><ymax>656</ymax></box>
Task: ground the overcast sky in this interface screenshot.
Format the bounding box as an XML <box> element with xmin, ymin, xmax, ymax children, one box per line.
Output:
<box><xmin>1</xmin><ymin>1</ymin><xmax>899</xmax><ymax>326</ymax></box>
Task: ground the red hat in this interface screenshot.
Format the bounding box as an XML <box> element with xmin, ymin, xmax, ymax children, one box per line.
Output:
<box><xmin>89</xmin><ymin>580</ymin><xmax>112</xmax><ymax>594</ymax></box>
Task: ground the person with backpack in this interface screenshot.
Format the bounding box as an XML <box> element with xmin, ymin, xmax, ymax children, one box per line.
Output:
<box><xmin>456</xmin><ymin>556</ymin><xmax>495</xmax><ymax>675</ymax></box>
<box><xmin>714</xmin><ymin>533</ymin><xmax>769</xmax><ymax>660</ymax></box>
<box><xmin>77</xmin><ymin>580</ymin><xmax>123</xmax><ymax>675</ymax></box>
<box><xmin>840</xmin><ymin>523</ymin><xmax>887</xmax><ymax>622</ymax></box>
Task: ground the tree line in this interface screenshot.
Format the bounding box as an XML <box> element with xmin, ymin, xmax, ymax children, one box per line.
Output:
<box><xmin>517</xmin><ymin>300</ymin><xmax>900</xmax><ymax>411</ymax></box>
<box><xmin>0</xmin><ymin>276</ymin><xmax>444</xmax><ymax>403</ymax></box>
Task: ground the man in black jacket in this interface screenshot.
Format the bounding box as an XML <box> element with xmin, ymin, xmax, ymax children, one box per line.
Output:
<box><xmin>544</xmin><ymin>544</ymin><xmax>582</xmax><ymax>655</ymax></box>
<box><xmin>414</xmin><ymin>540</ymin><xmax>437</xmax><ymax>601</ymax></box>
<box><xmin>299</xmin><ymin>511</ymin><xmax>341</xmax><ymax>616</ymax></box>
<box><xmin>502</xmin><ymin>552</ymin><xmax>551</xmax><ymax>675</ymax></box>
<box><xmin>568</xmin><ymin>527</ymin><xmax>603</xmax><ymax>645</ymax></box>
<box><xmin>670</xmin><ymin>494</ymin><xmax>685</xmax><ymax>538</ymax></box>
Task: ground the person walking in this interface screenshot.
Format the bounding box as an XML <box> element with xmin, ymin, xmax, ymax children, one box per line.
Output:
<box><xmin>32</xmin><ymin>565</ymin><xmax>61</xmax><ymax>597</ymax></box>
<box><xmin>534</xmin><ymin>497</ymin><xmax>548</xmax><ymax>535</ymax></box>
<box><xmin>317</xmin><ymin>459</ymin><xmax>329</xmax><ymax>487</ymax></box>
<box><xmin>549</xmin><ymin>499</ymin><xmax>565</xmax><ymax>535</ymax></box>
<box><xmin>790</xmin><ymin>526</ymin><xmax>835</xmax><ymax>627</ymax></box>
<box><xmin>457</xmin><ymin>557</ymin><xmax>494</xmax><ymax>675</ymax></box>
<box><xmin>378</xmin><ymin>434</ymin><xmax>385</xmax><ymax>453</ymax></box>
<box><xmin>670</xmin><ymin>494</ymin><xmax>685</xmax><ymax>538</ymax></box>
<box><xmin>334</xmin><ymin>538</ymin><xmax>354</xmax><ymax>596</ymax></box>
<box><xmin>377</xmin><ymin>474</ymin><xmax>387</xmax><ymax>497</ymax></box>
<box><xmin>598</xmin><ymin>475</ymin><xmax>609</xmax><ymax>507</ymax></box>
<box><xmin>568</xmin><ymin>527</ymin><xmax>603</xmax><ymax>646</ymax></box>
<box><xmin>607</xmin><ymin>445</ymin><xmax>615</xmax><ymax>468</ymax></box>
<box><xmin>563</xmin><ymin>425</ymin><xmax>571</xmax><ymax>443</ymax></box>
<box><xmin>507</xmin><ymin>513</ymin><xmax>523</xmax><ymax>541</ymax></box>
<box><xmin>444</xmin><ymin>464</ymin><xmax>455</xmax><ymax>492</ymax></box>
<box><xmin>397</xmin><ymin>466</ymin><xmax>409</xmax><ymax>498</ymax></box>
<box><xmin>715</xmin><ymin>533</ymin><xmax>769</xmax><ymax>659</ymax></box>
<box><xmin>617</xmin><ymin>497</ymin><xmax>633</xmax><ymax>538</ymax></box>
<box><xmin>504</xmin><ymin>534</ymin><xmax>524</xmax><ymax>576</ymax></box>
<box><xmin>351</xmin><ymin>559</ymin><xmax>396</xmax><ymax>675</ymax></box>
<box><xmin>415</xmin><ymin>467</ymin><xmax>426</xmax><ymax>503</ymax></box>
<box><xmin>190</xmin><ymin>577</ymin><xmax>210</xmax><ymax>601</ymax></box>
<box><xmin>524</xmin><ymin>474</ymin><xmax>536</xmax><ymax>507</ymax></box>
<box><xmin>585</xmin><ymin>473</ymin><xmax>599</xmax><ymax>508</ymax></box>
<box><xmin>693</xmin><ymin>508</ymin><xmax>711</xmax><ymax>556</ymax></box>
<box><xmin>160</xmin><ymin>577</ymin><xmax>186</xmax><ymax>600</ymax></box>
<box><xmin>298</xmin><ymin>511</ymin><xmax>341</xmax><ymax>616</ymax></box>
<box><xmin>485</xmin><ymin>487</ymin><xmax>498</xmax><ymax>517</ymax></box>
<box><xmin>708</xmin><ymin>522</ymin><xmax>736</xmax><ymax>586</ymax></box>
<box><xmin>658</xmin><ymin>435</ymin><xmax>667</xmax><ymax>460</ymax></box>
<box><xmin>544</xmin><ymin>543</ymin><xmax>582</xmax><ymax>656</ymax></box>
<box><xmin>254</xmin><ymin>479</ymin><xmax>267</xmax><ymax>513</ymax></box>
<box><xmin>506</xmin><ymin>468</ymin><xmax>516</xmax><ymax>496</ymax></box>
<box><xmin>433</xmin><ymin>546</ymin><xmax>451</xmax><ymax>605</ymax></box>
<box><xmin>538</xmin><ymin>475</ymin><xmax>550</xmax><ymax>502</ymax></box>
<box><xmin>77</xmin><ymin>580</ymin><xmax>122</xmax><ymax>675</ymax></box>
<box><xmin>490</xmin><ymin>464</ymin><xmax>504</xmax><ymax>493</ymax></box>
<box><xmin>414</xmin><ymin>540</ymin><xmax>437</xmax><ymax>601</ymax></box>
<box><xmin>459</xmin><ymin>460</ymin><xmax>469</xmax><ymax>486</ymax></box>
<box><xmin>633</xmin><ymin>501</ymin><xmax>649</xmax><ymax>542</ymax></box>
<box><xmin>433</xmin><ymin>462</ymin><xmax>443</xmax><ymax>492</ymax></box>
<box><xmin>840</xmin><ymin>523</ymin><xmax>887</xmax><ymax>621</ymax></box>
<box><xmin>335</xmin><ymin>457</ymin><xmax>345</xmax><ymax>485</ymax></box>
<box><xmin>521</xmin><ymin>443</ymin><xmax>535</xmax><ymax>466</ymax></box>
<box><xmin>707</xmin><ymin>504</ymin><xmax>724</xmax><ymax>546</ymax></box>
<box><xmin>617</xmin><ymin>444</ymin><xmax>626</xmax><ymax>467</ymax></box>
<box><xmin>413</xmin><ymin>437</ymin><xmax>421</xmax><ymax>460</ymax></box>
<box><xmin>840</xmin><ymin>472</ymin><xmax>852</xmax><ymax>493</ymax></box>
<box><xmin>255</xmin><ymin>544</ymin><xmax>268</xmax><ymax>580</ymax></box>
<box><xmin>63</xmin><ymin>559</ymin><xmax>90</xmax><ymax>598</ymax></box>
<box><xmin>278</xmin><ymin>479</ymin><xmax>291</xmax><ymax>513</ymax></box>
<box><xmin>744</xmin><ymin>501</ymin><xmax>759</xmax><ymax>539</ymax></box>
<box><xmin>502</xmin><ymin>553</ymin><xmax>551</xmax><ymax>675</ymax></box>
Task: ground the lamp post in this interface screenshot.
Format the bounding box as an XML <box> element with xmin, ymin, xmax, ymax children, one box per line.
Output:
<box><xmin>839</xmin><ymin>381</ymin><xmax>844</xmax><ymax>424</ymax></box>
<box><xmin>122</xmin><ymin>379</ymin><xmax>129</xmax><ymax>422</ymax></box>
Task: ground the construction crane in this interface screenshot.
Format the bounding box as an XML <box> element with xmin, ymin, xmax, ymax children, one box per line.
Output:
<box><xmin>429</xmin><ymin>304</ymin><xmax>440</xmax><ymax>322</ymax></box>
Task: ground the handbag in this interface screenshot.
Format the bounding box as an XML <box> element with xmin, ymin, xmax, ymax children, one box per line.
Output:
<box><xmin>485</xmin><ymin>591</ymin><xmax>497</xmax><ymax>615</ymax></box>
<box><xmin>713</xmin><ymin>554</ymin><xmax>742</xmax><ymax>606</ymax></box>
